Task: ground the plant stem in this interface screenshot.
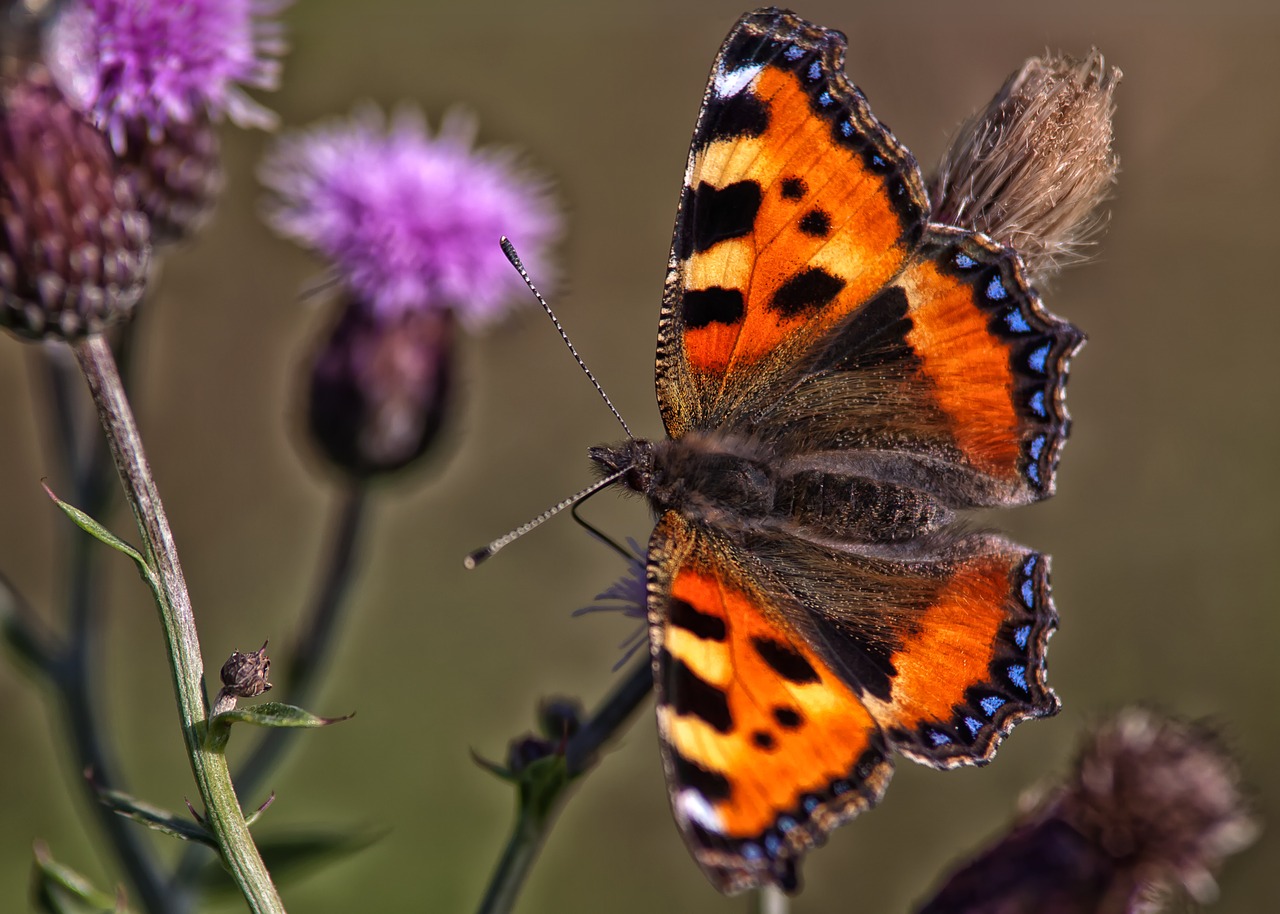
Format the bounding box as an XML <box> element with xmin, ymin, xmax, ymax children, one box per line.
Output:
<box><xmin>71</xmin><ymin>334</ymin><xmax>286</xmax><ymax>914</ymax></box>
<box><xmin>476</xmin><ymin>657</ymin><xmax>653</xmax><ymax>914</ymax></box>
<box><xmin>35</xmin><ymin>342</ymin><xmax>183</xmax><ymax>913</ymax></box>
<box><xmin>174</xmin><ymin>486</ymin><xmax>370</xmax><ymax>886</ymax></box>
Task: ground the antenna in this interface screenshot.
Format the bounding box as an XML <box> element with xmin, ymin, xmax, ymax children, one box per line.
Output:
<box><xmin>501</xmin><ymin>236</ymin><xmax>632</xmax><ymax>439</ymax></box>
<box><xmin>464</xmin><ymin>468</ymin><xmax>628</xmax><ymax>569</ymax></box>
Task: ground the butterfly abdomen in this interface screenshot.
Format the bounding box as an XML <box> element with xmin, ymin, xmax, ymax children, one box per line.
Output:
<box><xmin>595</xmin><ymin>433</ymin><xmax>952</xmax><ymax>544</ymax></box>
<box><xmin>775</xmin><ymin>469</ymin><xmax>952</xmax><ymax>542</ymax></box>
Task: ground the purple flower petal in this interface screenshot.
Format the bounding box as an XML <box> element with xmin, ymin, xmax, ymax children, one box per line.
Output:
<box><xmin>260</xmin><ymin>105</ymin><xmax>561</xmax><ymax>326</ymax></box>
<box><xmin>46</xmin><ymin>0</ymin><xmax>288</xmax><ymax>153</ymax></box>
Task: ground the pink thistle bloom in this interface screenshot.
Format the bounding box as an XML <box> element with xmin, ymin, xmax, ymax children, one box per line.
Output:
<box><xmin>259</xmin><ymin>105</ymin><xmax>561</xmax><ymax>327</ymax></box>
<box><xmin>46</xmin><ymin>0</ymin><xmax>288</xmax><ymax>153</ymax></box>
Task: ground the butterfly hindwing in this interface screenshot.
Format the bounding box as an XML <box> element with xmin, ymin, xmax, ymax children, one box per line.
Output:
<box><xmin>739</xmin><ymin>528</ymin><xmax>1060</xmax><ymax>767</ymax></box>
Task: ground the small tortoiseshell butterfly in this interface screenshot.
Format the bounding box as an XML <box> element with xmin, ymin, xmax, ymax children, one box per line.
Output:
<box><xmin>588</xmin><ymin>8</ymin><xmax>1084</xmax><ymax>894</ymax></box>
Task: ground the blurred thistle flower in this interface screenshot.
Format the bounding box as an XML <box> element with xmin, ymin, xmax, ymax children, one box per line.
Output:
<box><xmin>260</xmin><ymin>104</ymin><xmax>561</xmax><ymax>477</ymax></box>
<box><xmin>918</xmin><ymin>708</ymin><xmax>1258</xmax><ymax>914</ymax></box>
<box><xmin>259</xmin><ymin>105</ymin><xmax>561</xmax><ymax>328</ymax></box>
<box><xmin>931</xmin><ymin>50</ymin><xmax>1120</xmax><ymax>287</ymax></box>
<box><xmin>573</xmin><ymin>539</ymin><xmax>647</xmax><ymax>670</ymax></box>
<box><xmin>45</xmin><ymin>0</ymin><xmax>290</xmax><ymax>244</ymax></box>
<box><xmin>0</xmin><ymin>66</ymin><xmax>149</xmax><ymax>340</ymax></box>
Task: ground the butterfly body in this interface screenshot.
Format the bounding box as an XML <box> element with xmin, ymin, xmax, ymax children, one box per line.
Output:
<box><xmin>589</xmin><ymin>7</ymin><xmax>1084</xmax><ymax>895</ymax></box>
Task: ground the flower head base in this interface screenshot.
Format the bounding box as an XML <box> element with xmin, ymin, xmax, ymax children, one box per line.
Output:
<box><xmin>0</xmin><ymin>67</ymin><xmax>149</xmax><ymax>340</ymax></box>
<box><xmin>307</xmin><ymin>301</ymin><xmax>455</xmax><ymax>478</ymax></box>
<box><xmin>260</xmin><ymin>106</ymin><xmax>561</xmax><ymax>328</ymax></box>
<box><xmin>45</xmin><ymin>0</ymin><xmax>288</xmax><ymax>154</ymax></box>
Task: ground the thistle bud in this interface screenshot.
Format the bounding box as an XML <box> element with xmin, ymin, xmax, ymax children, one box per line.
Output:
<box><xmin>307</xmin><ymin>302</ymin><xmax>455</xmax><ymax>478</ymax></box>
<box><xmin>0</xmin><ymin>67</ymin><xmax>149</xmax><ymax>340</ymax></box>
<box><xmin>931</xmin><ymin>51</ymin><xmax>1120</xmax><ymax>286</ymax></box>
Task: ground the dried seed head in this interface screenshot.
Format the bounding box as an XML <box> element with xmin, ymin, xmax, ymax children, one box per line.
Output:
<box><xmin>219</xmin><ymin>641</ymin><xmax>273</xmax><ymax>700</ymax></box>
<box><xmin>931</xmin><ymin>51</ymin><xmax>1120</xmax><ymax>286</ymax></box>
<box><xmin>0</xmin><ymin>67</ymin><xmax>149</xmax><ymax>340</ymax></box>
<box><xmin>919</xmin><ymin>708</ymin><xmax>1257</xmax><ymax>914</ymax></box>
<box><xmin>307</xmin><ymin>301</ymin><xmax>455</xmax><ymax>478</ymax></box>
<box><xmin>1060</xmin><ymin>708</ymin><xmax>1258</xmax><ymax>912</ymax></box>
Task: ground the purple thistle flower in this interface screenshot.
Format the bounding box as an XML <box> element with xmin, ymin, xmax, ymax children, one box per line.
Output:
<box><xmin>45</xmin><ymin>0</ymin><xmax>288</xmax><ymax>154</ymax></box>
<box><xmin>259</xmin><ymin>105</ymin><xmax>562</xmax><ymax>327</ymax></box>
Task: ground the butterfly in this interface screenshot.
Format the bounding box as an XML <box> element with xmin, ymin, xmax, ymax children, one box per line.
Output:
<box><xmin>586</xmin><ymin>7</ymin><xmax>1084</xmax><ymax>895</ymax></box>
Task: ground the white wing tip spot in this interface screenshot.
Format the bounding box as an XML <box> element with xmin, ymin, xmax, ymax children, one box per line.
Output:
<box><xmin>712</xmin><ymin>63</ymin><xmax>763</xmax><ymax>99</ymax></box>
<box><xmin>675</xmin><ymin>788</ymin><xmax>725</xmax><ymax>834</ymax></box>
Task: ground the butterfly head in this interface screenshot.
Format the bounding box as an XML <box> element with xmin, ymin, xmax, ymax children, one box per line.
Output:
<box><xmin>589</xmin><ymin>438</ymin><xmax>655</xmax><ymax>497</ymax></box>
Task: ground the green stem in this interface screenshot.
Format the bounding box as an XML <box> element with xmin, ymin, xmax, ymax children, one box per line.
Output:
<box><xmin>72</xmin><ymin>334</ymin><xmax>285</xmax><ymax>913</ymax></box>
<box><xmin>475</xmin><ymin>658</ymin><xmax>653</xmax><ymax>914</ymax></box>
<box><xmin>175</xmin><ymin>486</ymin><xmax>370</xmax><ymax>886</ymax></box>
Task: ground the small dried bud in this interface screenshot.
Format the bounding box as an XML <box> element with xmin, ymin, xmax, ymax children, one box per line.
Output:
<box><xmin>538</xmin><ymin>698</ymin><xmax>585</xmax><ymax>741</ymax></box>
<box><xmin>117</xmin><ymin>114</ymin><xmax>225</xmax><ymax>246</ymax></box>
<box><xmin>506</xmin><ymin>735</ymin><xmax>557</xmax><ymax>776</ymax></box>
<box><xmin>0</xmin><ymin>67</ymin><xmax>149</xmax><ymax>340</ymax></box>
<box><xmin>307</xmin><ymin>301</ymin><xmax>455</xmax><ymax>478</ymax></box>
<box><xmin>919</xmin><ymin>709</ymin><xmax>1257</xmax><ymax>914</ymax></box>
<box><xmin>930</xmin><ymin>51</ymin><xmax>1120</xmax><ymax>286</ymax></box>
<box><xmin>219</xmin><ymin>641</ymin><xmax>272</xmax><ymax>700</ymax></box>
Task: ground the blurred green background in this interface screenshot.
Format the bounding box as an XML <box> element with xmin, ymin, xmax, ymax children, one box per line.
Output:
<box><xmin>2</xmin><ymin>0</ymin><xmax>1277</xmax><ymax>910</ymax></box>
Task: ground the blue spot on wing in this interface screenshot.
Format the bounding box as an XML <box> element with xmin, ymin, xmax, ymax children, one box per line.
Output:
<box><xmin>1028</xmin><ymin>343</ymin><xmax>1050</xmax><ymax>373</ymax></box>
<box><xmin>778</xmin><ymin>815</ymin><xmax>797</xmax><ymax>832</ymax></box>
<box><xmin>1029</xmin><ymin>435</ymin><xmax>1046</xmax><ymax>460</ymax></box>
<box><xmin>817</xmin><ymin>91</ymin><xmax>833</xmax><ymax>107</ymax></box>
<box><xmin>872</xmin><ymin>154</ymin><xmax>886</xmax><ymax>167</ymax></box>
<box><xmin>929</xmin><ymin>730</ymin><xmax>952</xmax><ymax>746</ymax></box>
<box><xmin>1020</xmin><ymin>577</ymin><xmax>1035</xmax><ymax>608</ymax></box>
<box><xmin>803</xmin><ymin>796</ymin><xmax>819</xmax><ymax>814</ymax></box>
<box><xmin>764</xmin><ymin>832</ymin><xmax>782</xmax><ymax>855</ymax></box>
<box><xmin>1029</xmin><ymin>390</ymin><xmax>1046</xmax><ymax>417</ymax></box>
<box><xmin>954</xmin><ymin>252</ymin><xmax>977</xmax><ymax>269</ymax></box>
<box><xmin>1005</xmin><ymin>307</ymin><xmax>1031</xmax><ymax>333</ymax></box>
<box><xmin>784</xmin><ymin>45</ymin><xmax>804</xmax><ymax>61</ymax></box>
<box><xmin>986</xmin><ymin>276</ymin><xmax>1008</xmax><ymax>301</ymax></box>
<box><xmin>964</xmin><ymin>716</ymin><xmax>982</xmax><ymax>736</ymax></box>
<box><xmin>840</xmin><ymin>120</ymin><xmax>854</xmax><ymax>137</ymax></box>
<box><xmin>1014</xmin><ymin>624</ymin><xmax>1032</xmax><ymax>649</ymax></box>
<box><xmin>807</xmin><ymin>61</ymin><xmax>821</xmax><ymax>81</ymax></box>
<box><xmin>980</xmin><ymin>696</ymin><xmax>1006</xmax><ymax>717</ymax></box>
<box><xmin>1007</xmin><ymin>664</ymin><xmax>1028</xmax><ymax>692</ymax></box>
<box><xmin>743</xmin><ymin>842</ymin><xmax>763</xmax><ymax>861</ymax></box>
<box><xmin>1026</xmin><ymin>462</ymin><xmax>1041</xmax><ymax>484</ymax></box>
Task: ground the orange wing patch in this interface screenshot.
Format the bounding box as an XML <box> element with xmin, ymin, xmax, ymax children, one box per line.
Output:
<box><xmin>679</xmin><ymin>66</ymin><xmax>915</xmax><ymax>375</ymax></box>
<box><xmin>894</xmin><ymin>230</ymin><xmax>1085</xmax><ymax>499</ymax></box>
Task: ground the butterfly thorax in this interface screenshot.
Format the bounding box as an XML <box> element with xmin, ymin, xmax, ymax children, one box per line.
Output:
<box><xmin>591</xmin><ymin>433</ymin><xmax>952</xmax><ymax>543</ymax></box>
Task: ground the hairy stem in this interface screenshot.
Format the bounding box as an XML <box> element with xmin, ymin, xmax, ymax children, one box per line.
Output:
<box><xmin>72</xmin><ymin>334</ymin><xmax>285</xmax><ymax>913</ymax></box>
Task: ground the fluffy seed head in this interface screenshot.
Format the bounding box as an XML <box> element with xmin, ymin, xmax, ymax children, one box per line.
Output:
<box><xmin>931</xmin><ymin>51</ymin><xmax>1120</xmax><ymax>286</ymax></box>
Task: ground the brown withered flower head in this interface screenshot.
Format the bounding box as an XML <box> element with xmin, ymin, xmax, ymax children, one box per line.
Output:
<box><xmin>931</xmin><ymin>51</ymin><xmax>1120</xmax><ymax>287</ymax></box>
<box><xmin>919</xmin><ymin>708</ymin><xmax>1258</xmax><ymax>914</ymax></box>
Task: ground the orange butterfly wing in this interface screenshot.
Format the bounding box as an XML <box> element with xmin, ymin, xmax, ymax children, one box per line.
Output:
<box><xmin>655</xmin><ymin>10</ymin><xmax>1082</xmax><ymax>505</ymax></box>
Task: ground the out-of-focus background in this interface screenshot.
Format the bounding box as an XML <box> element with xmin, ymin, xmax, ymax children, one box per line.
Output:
<box><xmin>2</xmin><ymin>1</ymin><xmax>1276</xmax><ymax>911</ymax></box>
